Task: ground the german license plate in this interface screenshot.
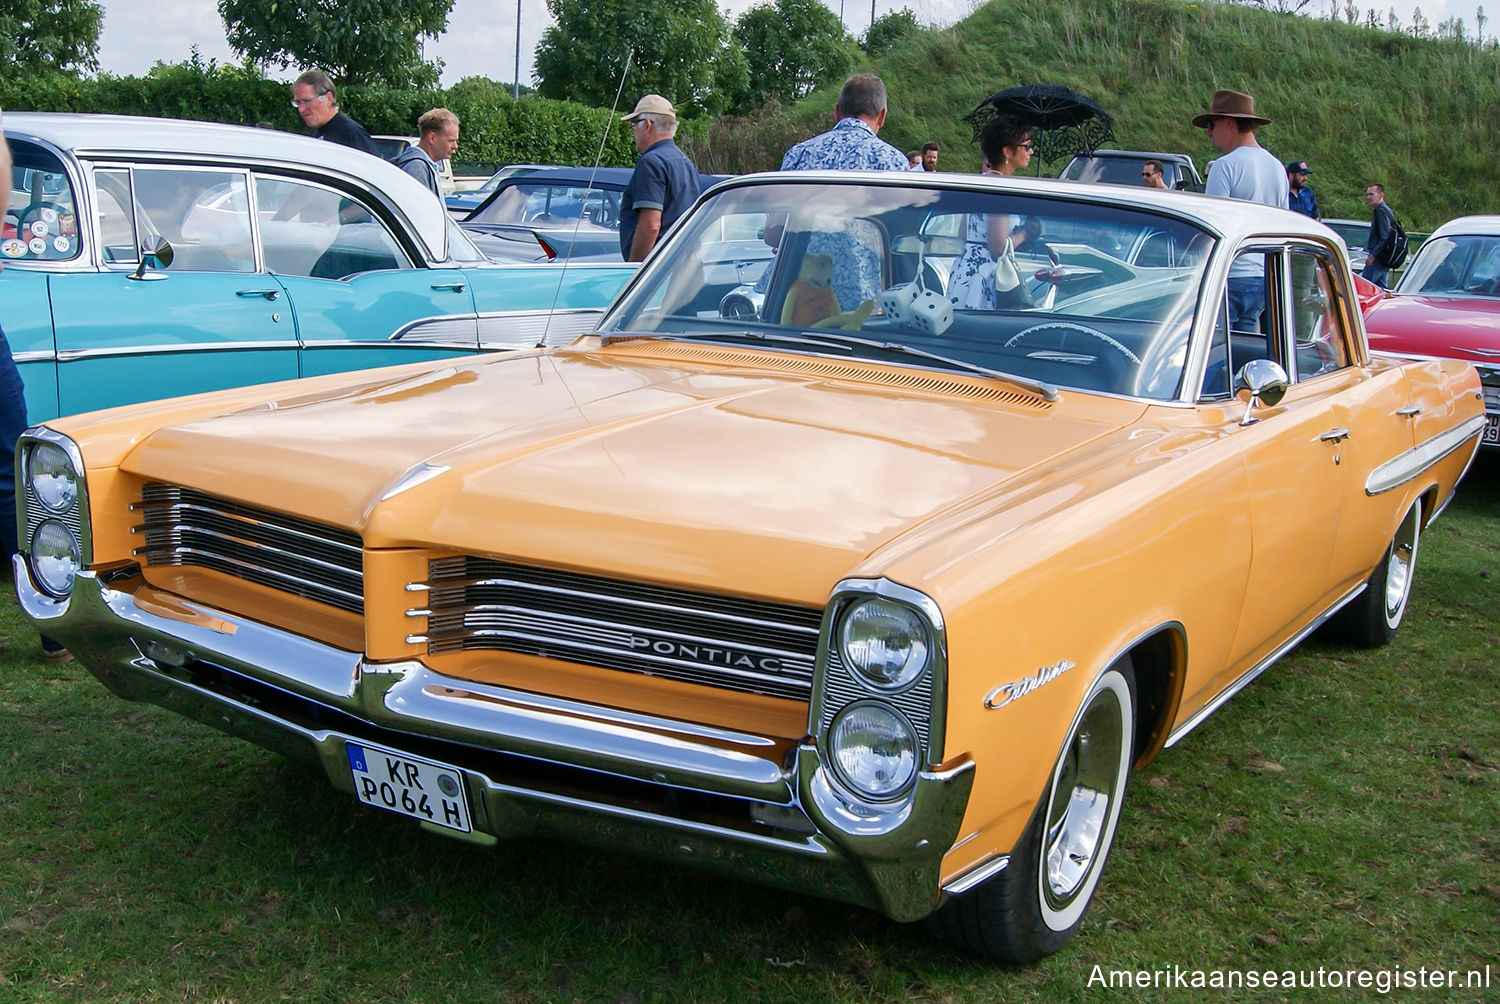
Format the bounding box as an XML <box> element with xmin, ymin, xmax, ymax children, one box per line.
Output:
<box><xmin>346</xmin><ymin>741</ymin><xmax>472</xmax><ymax>833</ymax></box>
<box><xmin>1484</xmin><ymin>413</ymin><xmax>1500</xmax><ymax>446</ymax></box>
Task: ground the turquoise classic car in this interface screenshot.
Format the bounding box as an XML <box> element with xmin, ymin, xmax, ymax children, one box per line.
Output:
<box><xmin>2</xmin><ymin>113</ymin><xmax>636</xmax><ymax>422</ymax></box>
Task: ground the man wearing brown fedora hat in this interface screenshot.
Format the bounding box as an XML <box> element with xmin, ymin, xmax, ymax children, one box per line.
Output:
<box><xmin>1195</xmin><ymin>89</ymin><xmax>1287</xmax><ymax>330</ymax></box>
<box><xmin>1194</xmin><ymin>90</ymin><xmax>1286</xmax><ymax>209</ymax></box>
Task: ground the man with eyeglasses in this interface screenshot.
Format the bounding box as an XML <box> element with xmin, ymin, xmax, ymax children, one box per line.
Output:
<box><xmin>291</xmin><ymin>70</ymin><xmax>378</xmax><ymax>156</ymax></box>
<box><xmin>1141</xmin><ymin>160</ymin><xmax>1168</xmax><ymax>189</ymax></box>
<box><xmin>619</xmin><ymin>94</ymin><xmax>701</xmax><ymax>262</ymax></box>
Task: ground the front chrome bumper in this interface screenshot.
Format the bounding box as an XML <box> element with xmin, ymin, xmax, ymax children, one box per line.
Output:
<box><xmin>17</xmin><ymin>559</ymin><xmax>975</xmax><ymax>922</ymax></box>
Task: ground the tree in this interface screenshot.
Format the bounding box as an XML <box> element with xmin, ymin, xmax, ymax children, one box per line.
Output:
<box><xmin>862</xmin><ymin>8</ymin><xmax>920</xmax><ymax>56</ymax></box>
<box><xmin>217</xmin><ymin>0</ymin><xmax>452</xmax><ymax>88</ymax></box>
<box><xmin>733</xmin><ymin>0</ymin><xmax>858</xmax><ymax>110</ymax></box>
<box><xmin>534</xmin><ymin>0</ymin><xmax>745</xmax><ymax>119</ymax></box>
<box><xmin>0</xmin><ymin>0</ymin><xmax>101</xmax><ymax>74</ymax></box>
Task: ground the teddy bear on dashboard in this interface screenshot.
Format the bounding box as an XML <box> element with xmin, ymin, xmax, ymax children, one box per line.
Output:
<box><xmin>780</xmin><ymin>252</ymin><xmax>873</xmax><ymax>329</ymax></box>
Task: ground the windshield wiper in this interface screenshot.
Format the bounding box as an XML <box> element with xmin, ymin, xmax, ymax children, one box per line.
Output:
<box><xmin>793</xmin><ymin>330</ymin><xmax>1061</xmax><ymax>402</ymax></box>
<box><xmin>598</xmin><ymin>329</ymin><xmax>857</xmax><ymax>353</ymax></box>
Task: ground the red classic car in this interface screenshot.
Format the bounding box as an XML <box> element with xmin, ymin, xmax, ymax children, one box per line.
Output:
<box><xmin>1358</xmin><ymin>215</ymin><xmax>1500</xmax><ymax>448</ymax></box>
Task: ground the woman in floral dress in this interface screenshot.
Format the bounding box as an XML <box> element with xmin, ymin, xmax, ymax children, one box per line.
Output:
<box><xmin>948</xmin><ymin>113</ymin><xmax>1036</xmax><ymax>309</ymax></box>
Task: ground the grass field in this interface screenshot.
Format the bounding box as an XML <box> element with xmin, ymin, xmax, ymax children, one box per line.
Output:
<box><xmin>1</xmin><ymin>457</ymin><xmax>1496</xmax><ymax>1003</ymax></box>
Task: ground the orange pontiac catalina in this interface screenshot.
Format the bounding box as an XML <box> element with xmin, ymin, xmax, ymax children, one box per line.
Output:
<box><xmin>15</xmin><ymin>173</ymin><xmax>1486</xmax><ymax>962</ymax></box>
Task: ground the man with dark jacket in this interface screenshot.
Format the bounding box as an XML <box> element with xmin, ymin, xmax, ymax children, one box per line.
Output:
<box><xmin>291</xmin><ymin>70</ymin><xmax>379</xmax><ymax>156</ymax></box>
<box><xmin>1363</xmin><ymin>183</ymin><xmax>1398</xmax><ymax>287</ymax></box>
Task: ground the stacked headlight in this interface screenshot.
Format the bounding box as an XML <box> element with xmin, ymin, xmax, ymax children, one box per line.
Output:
<box><xmin>821</xmin><ymin>589</ymin><xmax>940</xmax><ymax>803</ymax></box>
<box><xmin>21</xmin><ymin>434</ymin><xmax>88</xmax><ymax>598</ymax></box>
<box><xmin>840</xmin><ymin>597</ymin><xmax>930</xmax><ymax>690</ymax></box>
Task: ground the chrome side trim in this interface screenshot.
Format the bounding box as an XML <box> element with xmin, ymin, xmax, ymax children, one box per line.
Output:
<box><xmin>1164</xmin><ymin>587</ymin><xmax>1360</xmax><ymax>748</ymax></box>
<box><xmin>12</xmin><ymin>350</ymin><xmax>57</xmax><ymax>364</ymax></box>
<box><xmin>1365</xmin><ymin>415</ymin><xmax>1486</xmax><ymax>496</ymax></box>
<box><xmin>55</xmin><ymin>340</ymin><xmax>299</xmax><ymax>362</ymax></box>
<box><xmin>476</xmin><ymin>308</ymin><xmax>602</xmax><ymax>348</ymax></box>
<box><xmin>942</xmin><ymin>854</ymin><xmax>1011</xmax><ymax>896</ymax></box>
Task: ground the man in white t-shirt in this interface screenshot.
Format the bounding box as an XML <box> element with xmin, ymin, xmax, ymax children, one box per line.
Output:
<box><xmin>1194</xmin><ymin>90</ymin><xmax>1286</xmax><ymax>331</ymax></box>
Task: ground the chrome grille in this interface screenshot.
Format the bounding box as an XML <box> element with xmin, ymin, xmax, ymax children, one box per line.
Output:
<box><xmin>419</xmin><ymin>557</ymin><xmax>822</xmax><ymax>700</ymax></box>
<box><xmin>133</xmin><ymin>483</ymin><xmax>364</xmax><ymax>613</ymax></box>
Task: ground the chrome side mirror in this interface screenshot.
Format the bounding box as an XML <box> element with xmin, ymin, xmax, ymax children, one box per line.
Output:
<box><xmin>129</xmin><ymin>235</ymin><xmax>174</xmax><ymax>281</ymax></box>
<box><xmin>1234</xmin><ymin>358</ymin><xmax>1290</xmax><ymax>426</ymax></box>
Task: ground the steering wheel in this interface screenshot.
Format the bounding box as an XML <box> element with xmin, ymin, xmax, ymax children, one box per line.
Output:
<box><xmin>1005</xmin><ymin>321</ymin><xmax>1142</xmax><ymax>365</ymax></box>
<box><xmin>17</xmin><ymin>201</ymin><xmax>68</xmax><ymax>239</ymax></box>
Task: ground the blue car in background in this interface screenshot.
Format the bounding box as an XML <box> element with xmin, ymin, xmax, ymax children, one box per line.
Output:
<box><xmin>444</xmin><ymin>163</ymin><xmax>550</xmax><ymax>218</ymax></box>
<box><xmin>455</xmin><ymin>165</ymin><xmax>776</xmax><ymax>292</ymax></box>
<box><xmin>1</xmin><ymin>114</ymin><xmax>636</xmax><ymax>422</ymax></box>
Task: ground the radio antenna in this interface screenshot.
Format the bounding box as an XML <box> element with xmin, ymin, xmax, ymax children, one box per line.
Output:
<box><xmin>538</xmin><ymin>49</ymin><xmax>634</xmax><ymax>348</ymax></box>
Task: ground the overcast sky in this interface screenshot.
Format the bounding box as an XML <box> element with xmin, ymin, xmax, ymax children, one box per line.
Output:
<box><xmin>95</xmin><ymin>0</ymin><xmax>1489</xmax><ymax>88</ymax></box>
<box><xmin>95</xmin><ymin>0</ymin><xmax>972</xmax><ymax>88</ymax></box>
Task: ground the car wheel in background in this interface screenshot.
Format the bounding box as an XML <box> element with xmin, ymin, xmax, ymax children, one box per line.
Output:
<box><xmin>1328</xmin><ymin>498</ymin><xmax>1422</xmax><ymax>648</ymax></box>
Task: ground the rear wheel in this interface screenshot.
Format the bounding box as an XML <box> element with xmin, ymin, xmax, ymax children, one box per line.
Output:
<box><xmin>1329</xmin><ymin>498</ymin><xmax>1421</xmax><ymax>648</ymax></box>
<box><xmin>927</xmin><ymin>659</ymin><xmax>1135</xmax><ymax>962</ymax></box>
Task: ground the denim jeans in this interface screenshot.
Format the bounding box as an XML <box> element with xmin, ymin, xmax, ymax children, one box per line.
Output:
<box><xmin>1</xmin><ymin>326</ymin><xmax>66</xmax><ymax>655</ymax></box>
<box><xmin>1227</xmin><ymin>276</ymin><xmax>1266</xmax><ymax>332</ymax></box>
<box><xmin>1361</xmin><ymin>261</ymin><xmax>1391</xmax><ymax>288</ymax></box>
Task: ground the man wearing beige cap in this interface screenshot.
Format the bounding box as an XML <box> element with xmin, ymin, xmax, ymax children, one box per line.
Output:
<box><xmin>619</xmin><ymin>94</ymin><xmax>701</xmax><ymax>261</ymax></box>
<box><xmin>1194</xmin><ymin>89</ymin><xmax>1286</xmax><ymax>330</ymax></box>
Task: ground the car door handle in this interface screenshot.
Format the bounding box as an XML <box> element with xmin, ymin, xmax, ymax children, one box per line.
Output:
<box><xmin>236</xmin><ymin>288</ymin><xmax>280</xmax><ymax>300</ymax></box>
<box><xmin>430</xmin><ymin>282</ymin><xmax>467</xmax><ymax>293</ymax></box>
<box><xmin>1320</xmin><ymin>428</ymin><xmax>1351</xmax><ymax>443</ymax></box>
<box><xmin>1396</xmin><ymin>406</ymin><xmax>1422</xmax><ymax>417</ymax></box>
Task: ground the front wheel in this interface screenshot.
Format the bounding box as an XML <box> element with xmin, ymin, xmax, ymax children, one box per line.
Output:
<box><xmin>1328</xmin><ymin>498</ymin><xmax>1421</xmax><ymax>648</ymax></box>
<box><xmin>927</xmin><ymin>658</ymin><xmax>1135</xmax><ymax>962</ymax></box>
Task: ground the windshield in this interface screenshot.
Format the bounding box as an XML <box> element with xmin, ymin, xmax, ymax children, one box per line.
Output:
<box><xmin>598</xmin><ymin>180</ymin><xmax>1215</xmax><ymax>401</ymax></box>
<box><xmin>468</xmin><ymin>180</ymin><xmax>622</xmax><ymax>233</ymax></box>
<box><xmin>1395</xmin><ymin>233</ymin><xmax>1500</xmax><ymax>297</ymax></box>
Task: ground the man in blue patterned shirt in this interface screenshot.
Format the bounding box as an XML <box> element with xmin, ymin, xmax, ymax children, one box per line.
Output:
<box><xmin>780</xmin><ymin>74</ymin><xmax>909</xmax><ymax>173</ymax></box>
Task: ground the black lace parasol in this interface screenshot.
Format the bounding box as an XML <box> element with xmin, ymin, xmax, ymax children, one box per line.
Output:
<box><xmin>962</xmin><ymin>84</ymin><xmax>1115</xmax><ymax>165</ymax></box>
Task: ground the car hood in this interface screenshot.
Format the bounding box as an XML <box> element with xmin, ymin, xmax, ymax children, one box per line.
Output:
<box><xmin>1364</xmin><ymin>293</ymin><xmax>1500</xmax><ymax>365</ymax></box>
<box><xmin>117</xmin><ymin>341</ymin><xmax>1144</xmax><ymax>603</ymax></box>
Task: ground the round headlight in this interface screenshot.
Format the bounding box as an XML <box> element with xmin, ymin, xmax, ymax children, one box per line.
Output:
<box><xmin>839</xmin><ymin>597</ymin><xmax>930</xmax><ymax>690</ymax></box>
<box><xmin>29</xmin><ymin>442</ymin><xmax>79</xmax><ymax>512</ymax></box>
<box><xmin>829</xmin><ymin>702</ymin><xmax>918</xmax><ymax>800</ymax></box>
<box><xmin>30</xmin><ymin>519</ymin><xmax>80</xmax><ymax>597</ymax></box>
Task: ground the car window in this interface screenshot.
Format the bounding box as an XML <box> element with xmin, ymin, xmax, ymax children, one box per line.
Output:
<box><xmin>1398</xmin><ymin>234</ymin><xmax>1500</xmax><ymax>296</ymax></box>
<box><xmin>99</xmin><ymin>166</ymin><xmax>253</xmax><ymax>271</ymax></box>
<box><xmin>1289</xmin><ymin>250</ymin><xmax>1351</xmax><ymax>377</ymax></box>
<box><xmin>602</xmin><ymin>182</ymin><xmax>1212</xmax><ymax>402</ymax></box>
<box><xmin>4</xmin><ymin>140</ymin><xmax>81</xmax><ymax>262</ymax></box>
<box><xmin>93</xmin><ymin>167</ymin><xmax>140</xmax><ymax>263</ymax></box>
<box><xmin>469</xmin><ymin>181</ymin><xmax>622</xmax><ymax>232</ymax></box>
<box><xmin>255</xmin><ymin>176</ymin><xmax>410</xmax><ymax>279</ymax></box>
<box><xmin>1201</xmin><ymin>250</ymin><xmax>1276</xmax><ymax>399</ymax></box>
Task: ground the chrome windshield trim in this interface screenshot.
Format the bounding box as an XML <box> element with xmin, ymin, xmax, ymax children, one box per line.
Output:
<box><xmin>1364</xmin><ymin>415</ymin><xmax>1487</xmax><ymax>496</ymax></box>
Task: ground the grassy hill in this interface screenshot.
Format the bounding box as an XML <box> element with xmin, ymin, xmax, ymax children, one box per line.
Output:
<box><xmin>692</xmin><ymin>0</ymin><xmax>1500</xmax><ymax>229</ymax></box>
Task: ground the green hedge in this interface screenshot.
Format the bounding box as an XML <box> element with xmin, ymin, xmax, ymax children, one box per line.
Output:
<box><xmin>0</xmin><ymin>63</ymin><xmax>659</xmax><ymax>173</ymax></box>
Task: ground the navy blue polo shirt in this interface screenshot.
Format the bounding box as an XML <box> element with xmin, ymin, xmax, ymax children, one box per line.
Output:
<box><xmin>619</xmin><ymin>139</ymin><xmax>700</xmax><ymax>258</ymax></box>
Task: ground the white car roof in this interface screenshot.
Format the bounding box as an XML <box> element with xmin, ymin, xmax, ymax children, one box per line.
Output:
<box><xmin>748</xmin><ymin>170</ymin><xmax>1336</xmax><ymax>243</ymax></box>
<box><xmin>1426</xmin><ymin>215</ymin><xmax>1500</xmax><ymax>240</ymax></box>
<box><xmin>5</xmin><ymin>112</ymin><xmax>450</xmax><ymax>259</ymax></box>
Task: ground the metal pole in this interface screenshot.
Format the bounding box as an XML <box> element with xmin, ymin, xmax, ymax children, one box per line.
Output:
<box><xmin>513</xmin><ymin>0</ymin><xmax>521</xmax><ymax>100</ymax></box>
<box><xmin>871</xmin><ymin>0</ymin><xmax>876</xmax><ymax>32</ymax></box>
